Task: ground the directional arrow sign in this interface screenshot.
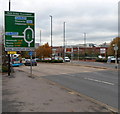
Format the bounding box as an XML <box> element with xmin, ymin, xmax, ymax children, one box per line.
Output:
<box><xmin>5</xmin><ymin>11</ymin><xmax>35</xmax><ymax>51</ymax></box>
<box><xmin>29</xmin><ymin>51</ymin><xmax>33</xmax><ymax>56</ymax></box>
<box><xmin>114</xmin><ymin>46</ymin><xmax>118</xmax><ymax>51</ymax></box>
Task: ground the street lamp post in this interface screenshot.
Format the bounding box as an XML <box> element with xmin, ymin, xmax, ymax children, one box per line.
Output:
<box><xmin>63</xmin><ymin>22</ymin><xmax>66</xmax><ymax>61</ymax></box>
<box><xmin>50</xmin><ymin>15</ymin><xmax>53</xmax><ymax>59</ymax></box>
<box><xmin>84</xmin><ymin>33</ymin><xmax>86</xmax><ymax>60</ymax></box>
<box><xmin>78</xmin><ymin>46</ymin><xmax>79</xmax><ymax>61</ymax></box>
<box><xmin>113</xmin><ymin>44</ymin><xmax>118</xmax><ymax>68</ymax></box>
<box><xmin>40</xmin><ymin>30</ymin><xmax>41</xmax><ymax>46</ymax></box>
<box><xmin>84</xmin><ymin>33</ymin><xmax>86</xmax><ymax>47</ymax></box>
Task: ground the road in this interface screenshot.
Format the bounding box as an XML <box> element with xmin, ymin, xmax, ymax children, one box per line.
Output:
<box><xmin>71</xmin><ymin>60</ymin><xmax>119</xmax><ymax>69</ymax></box>
<box><xmin>16</xmin><ymin>62</ymin><xmax>118</xmax><ymax>110</ymax></box>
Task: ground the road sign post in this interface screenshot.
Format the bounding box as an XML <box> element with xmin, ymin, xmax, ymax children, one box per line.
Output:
<box><xmin>5</xmin><ymin>11</ymin><xmax>35</xmax><ymax>76</ymax></box>
<box><xmin>30</xmin><ymin>54</ymin><xmax>33</xmax><ymax>77</ymax></box>
<box><xmin>29</xmin><ymin>51</ymin><xmax>33</xmax><ymax>77</ymax></box>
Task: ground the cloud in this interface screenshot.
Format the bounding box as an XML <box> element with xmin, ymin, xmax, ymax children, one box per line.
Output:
<box><xmin>0</xmin><ymin>0</ymin><xmax>119</xmax><ymax>46</ymax></box>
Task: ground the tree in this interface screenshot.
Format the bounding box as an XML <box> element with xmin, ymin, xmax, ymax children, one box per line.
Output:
<box><xmin>35</xmin><ymin>43</ymin><xmax>51</xmax><ymax>59</ymax></box>
<box><xmin>20</xmin><ymin>51</ymin><xmax>29</xmax><ymax>58</ymax></box>
<box><xmin>107</xmin><ymin>37</ymin><xmax>120</xmax><ymax>57</ymax></box>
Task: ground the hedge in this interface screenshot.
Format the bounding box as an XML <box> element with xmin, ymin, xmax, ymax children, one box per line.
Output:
<box><xmin>37</xmin><ymin>60</ymin><xmax>63</xmax><ymax>63</ymax></box>
<box><xmin>2</xmin><ymin>65</ymin><xmax>8</xmax><ymax>72</ymax></box>
<box><xmin>95</xmin><ymin>58</ymin><xmax>107</xmax><ymax>63</ymax></box>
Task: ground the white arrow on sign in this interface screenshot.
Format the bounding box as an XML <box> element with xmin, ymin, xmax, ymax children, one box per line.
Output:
<box><xmin>12</xmin><ymin>26</ymin><xmax>34</xmax><ymax>47</ymax></box>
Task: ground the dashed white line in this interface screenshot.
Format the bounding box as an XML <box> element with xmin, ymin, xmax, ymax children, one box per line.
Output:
<box><xmin>84</xmin><ymin>77</ymin><xmax>115</xmax><ymax>85</ymax></box>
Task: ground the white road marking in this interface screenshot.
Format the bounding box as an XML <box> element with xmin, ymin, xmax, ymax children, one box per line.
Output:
<box><xmin>61</xmin><ymin>73</ymin><xmax>68</xmax><ymax>75</ymax></box>
<box><xmin>84</xmin><ymin>77</ymin><xmax>115</xmax><ymax>85</ymax></box>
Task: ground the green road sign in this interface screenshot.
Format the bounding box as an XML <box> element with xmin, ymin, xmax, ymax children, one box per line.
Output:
<box><xmin>5</xmin><ymin>11</ymin><xmax>35</xmax><ymax>51</ymax></box>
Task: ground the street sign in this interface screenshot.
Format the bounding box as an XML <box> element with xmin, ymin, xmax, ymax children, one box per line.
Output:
<box><xmin>4</xmin><ymin>11</ymin><xmax>35</xmax><ymax>51</ymax></box>
<box><xmin>114</xmin><ymin>46</ymin><xmax>118</xmax><ymax>51</ymax></box>
<box><xmin>29</xmin><ymin>51</ymin><xmax>33</xmax><ymax>56</ymax></box>
<box><xmin>7</xmin><ymin>51</ymin><xmax>17</xmax><ymax>54</ymax></box>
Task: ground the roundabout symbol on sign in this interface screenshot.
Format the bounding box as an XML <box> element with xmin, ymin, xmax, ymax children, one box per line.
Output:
<box><xmin>12</xmin><ymin>26</ymin><xmax>34</xmax><ymax>47</ymax></box>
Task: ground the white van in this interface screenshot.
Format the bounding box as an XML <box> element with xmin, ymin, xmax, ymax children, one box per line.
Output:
<box><xmin>64</xmin><ymin>57</ymin><xmax>70</xmax><ymax>62</ymax></box>
<box><xmin>108</xmin><ymin>56</ymin><xmax>116</xmax><ymax>61</ymax></box>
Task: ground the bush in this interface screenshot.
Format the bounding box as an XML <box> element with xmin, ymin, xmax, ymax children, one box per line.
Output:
<box><xmin>2</xmin><ymin>65</ymin><xmax>8</xmax><ymax>72</ymax></box>
<box><xmin>37</xmin><ymin>60</ymin><xmax>63</xmax><ymax>63</ymax></box>
<box><xmin>40</xmin><ymin>60</ymin><xmax>51</xmax><ymax>63</ymax></box>
<box><xmin>51</xmin><ymin>60</ymin><xmax>63</xmax><ymax>63</ymax></box>
<box><xmin>96</xmin><ymin>58</ymin><xmax>107</xmax><ymax>63</ymax></box>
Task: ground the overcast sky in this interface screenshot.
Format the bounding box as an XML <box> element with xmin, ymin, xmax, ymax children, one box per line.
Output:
<box><xmin>0</xmin><ymin>0</ymin><xmax>119</xmax><ymax>46</ymax></box>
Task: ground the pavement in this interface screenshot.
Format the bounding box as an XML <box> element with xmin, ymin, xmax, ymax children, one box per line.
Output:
<box><xmin>2</xmin><ymin>69</ymin><xmax>112</xmax><ymax>112</ymax></box>
<box><xmin>0</xmin><ymin>73</ymin><xmax>2</xmax><ymax>114</ymax></box>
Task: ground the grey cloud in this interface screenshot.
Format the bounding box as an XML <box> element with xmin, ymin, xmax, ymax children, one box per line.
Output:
<box><xmin>1</xmin><ymin>0</ymin><xmax>119</xmax><ymax>46</ymax></box>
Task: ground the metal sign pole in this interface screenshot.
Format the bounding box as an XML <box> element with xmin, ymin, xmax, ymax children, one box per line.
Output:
<box><xmin>8</xmin><ymin>54</ymin><xmax>11</xmax><ymax>76</ymax></box>
<box><xmin>30</xmin><ymin>52</ymin><xmax>33</xmax><ymax>77</ymax></box>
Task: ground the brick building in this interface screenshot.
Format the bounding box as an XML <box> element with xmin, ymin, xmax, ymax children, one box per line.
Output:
<box><xmin>52</xmin><ymin>44</ymin><xmax>108</xmax><ymax>59</ymax></box>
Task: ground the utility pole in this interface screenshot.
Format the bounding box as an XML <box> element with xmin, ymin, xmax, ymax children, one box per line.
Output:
<box><xmin>63</xmin><ymin>22</ymin><xmax>66</xmax><ymax>61</ymax></box>
<box><xmin>8</xmin><ymin>0</ymin><xmax>11</xmax><ymax>76</ymax></box>
<box><xmin>50</xmin><ymin>15</ymin><xmax>53</xmax><ymax>59</ymax></box>
<box><xmin>78</xmin><ymin>46</ymin><xmax>79</xmax><ymax>61</ymax></box>
<box><xmin>9</xmin><ymin>0</ymin><xmax>11</xmax><ymax>11</ymax></box>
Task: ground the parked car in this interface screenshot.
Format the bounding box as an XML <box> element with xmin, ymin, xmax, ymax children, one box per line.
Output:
<box><xmin>53</xmin><ymin>56</ymin><xmax>63</xmax><ymax>60</ymax></box>
<box><xmin>98</xmin><ymin>55</ymin><xmax>105</xmax><ymax>59</ymax></box>
<box><xmin>64</xmin><ymin>57</ymin><xmax>70</xmax><ymax>62</ymax></box>
<box><xmin>12</xmin><ymin>63</ymin><xmax>23</xmax><ymax>67</ymax></box>
<box><xmin>42</xmin><ymin>58</ymin><xmax>51</xmax><ymax>60</ymax></box>
<box><xmin>24</xmin><ymin>59</ymin><xmax>37</xmax><ymax>66</ymax></box>
<box><xmin>118</xmin><ymin>58</ymin><xmax>120</xmax><ymax>63</ymax></box>
<box><xmin>58</xmin><ymin>57</ymin><xmax>64</xmax><ymax>61</ymax></box>
<box><xmin>107</xmin><ymin>56</ymin><xmax>116</xmax><ymax>61</ymax></box>
<box><xmin>34</xmin><ymin>58</ymin><xmax>40</xmax><ymax>61</ymax></box>
<box><xmin>25</xmin><ymin>59</ymin><xmax>31</xmax><ymax>61</ymax></box>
